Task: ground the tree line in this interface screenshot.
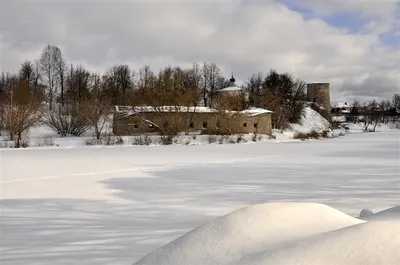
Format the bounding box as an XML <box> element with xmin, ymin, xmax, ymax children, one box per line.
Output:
<box><xmin>2</xmin><ymin>44</ymin><xmax>398</xmax><ymax>146</ymax></box>
<box><xmin>0</xmin><ymin>44</ymin><xmax>313</xmax><ymax>145</ymax></box>
<box><xmin>339</xmin><ymin>95</ymin><xmax>400</xmax><ymax>131</ymax></box>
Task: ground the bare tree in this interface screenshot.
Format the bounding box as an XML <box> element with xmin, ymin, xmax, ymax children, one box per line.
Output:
<box><xmin>392</xmin><ymin>94</ymin><xmax>400</xmax><ymax>122</ymax></box>
<box><xmin>65</xmin><ymin>64</ymin><xmax>91</xmax><ymax>102</ymax></box>
<box><xmin>54</xmin><ymin>47</ymin><xmax>67</xmax><ymax>105</ymax></box>
<box><xmin>206</xmin><ymin>62</ymin><xmax>222</xmax><ymax>107</ymax></box>
<box><xmin>202</xmin><ymin>62</ymin><xmax>209</xmax><ymax>106</ymax></box>
<box><xmin>83</xmin><ymin>98</ymin><xmax>112</xmax><ymax>140</ymax></box>
<box><xmin>103</xmin><ymin>64</ymin><xmax>135</xmax><ymax>105</ymax></box>
<box><xmin>362</xmin><ymin>100</ymin><xmax>383</xmax><ymax>132</ymax></box>
<box><xmin>3</xmin><ymin>80</ymin><xmax>42</xmax><ymax>147</ymax></box>
<box><xmin>40</xmin><ymin>45</ymin><xmax>59</xmax><ymax>110</ymax></box>
<box><xmin>350</xmin><ymin>100</ymin><xmax>360</xmax><ymax>123</ymax></box>
<box><xmin>246</xmin><ymin>72</ymin><xmax>264</xmax><ymax>106</ymax></box>
<box><xmin>138</xmin><ymin>65</ymin><xmax>154</xmax><ymax>91</ymax></box>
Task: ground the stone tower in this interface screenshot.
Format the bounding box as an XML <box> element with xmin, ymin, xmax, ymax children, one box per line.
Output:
<box><xmin>307</xmin><ymin>83</ymin><xmax>331</xmax><ymax>121</ymax></box>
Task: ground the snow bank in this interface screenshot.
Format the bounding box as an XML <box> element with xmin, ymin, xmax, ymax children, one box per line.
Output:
<box><xmin>289</xmin><ymin>106</ymin><xmax>331</xmax><ymax>134</ymax></box>
<box><xmin>360</xmin><ymin>205</ymin><xmax>400</xmax><ymax>221</ymax></box>
<box><xmin>255</xmin><ymin>221</ymin><xmax>400</xmax><ymax>265</ymax></box>
<box><xmin>347</xmin><ymin>122</ymin><xmax>400</xmax><ymax>133</ymax></box>
<box><xmin>133</xmin><ymin>203</ymin><xmax>380</xmax><ymax>265</ymax></box>
<box><xmin>273</xmin><ymin>106</ymin><xmax>345</xmax><ymax>141</ymax></box>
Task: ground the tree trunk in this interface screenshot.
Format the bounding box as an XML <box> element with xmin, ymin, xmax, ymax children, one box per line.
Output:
<box><xmin>16</xmin><ymin>132</ymin><xmax>22</xmax><ymax>148</ymax></box>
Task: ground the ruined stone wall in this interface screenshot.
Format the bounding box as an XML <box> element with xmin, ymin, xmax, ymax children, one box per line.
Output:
<box><xmin>113</xmin><ymin>111</ymin><xmax>272</xmax><ymax>136</ymax></box>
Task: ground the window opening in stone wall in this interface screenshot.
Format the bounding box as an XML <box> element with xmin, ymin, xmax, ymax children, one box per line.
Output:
<box><xmin>189</xmin><ymin>121</ymin><xmax>194</xmax><ymax>128</ymax></box>
<box><xmin>203</xmin><ymin>121</ymin><xmax>208</xmax><ymax>129</ymax></box>
<box><xmin>134</xmin><ymin>124</ymin><xmax>139</xmax><ymax>129</ymax></box>
<box><xmin>243</xmin><ymin>123</ymin><xmax>247</xmax><ymax>127</ymax></box>
<box><xmin>216</xmin><ymin>121</ymin><xmax>221</xmax><ymax>128</ymax></box>
<box><xmin>254</xmin><ymin>123</ymin><xmax>258</xmax><ymax>128</ymax></box>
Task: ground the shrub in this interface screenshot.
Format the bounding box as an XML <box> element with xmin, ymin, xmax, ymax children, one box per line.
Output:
<box><xmin>160</xmin><ymin>135</ymin><xmax>173</xmax><ymax>145</ymax></box>
<box><xmin>0</xmin><ymin>140</ymin><xmax>15</xmax><ymax>148</ymax></box>
<box><xmin>236</xmin><ymin>134</ymin><xmax>244</xmax><ymax>143</ymax></box>
<box><xmin>85</xmin><ymin>135</ymin><xmax>124</xmax><ymax>146</ymax></box>
<box><xmin>20</xmin><ymin>139</ymin><xmax>30</xmax><ymax>148</ymax></box>
<box><xmin>132</xmin><ymin>134</ymin><xmax>152</xmax><ymax>146</ymax></box>
<box><xmin>208</xmin><ymin>135</ymin><xmax>218</xmax><ymax>144</ymax></box>
<box><xmin>294</xmin><ymin>130</ymin><xmax>321</xmax><ymax>140</ymax></box>
<box><xmin>36</xmin><ymin>137</ymin><xmax>55</xmax><ymax>147</ymax></box>
<box><xmin>45</xmin><ymin>104</ymin><xmax>89</xmax><ymax>137</ymax></box>
<box><xmin>228</xmin><ymin>136</ymin><xmax>236</xmax><ymax>144</ymax></box>
<box><xmin>330</xmin><ymin>122</ymin><xmax>341</xmax><ymax>129</ymax></box>
<box><xmin>218</xmin><ymin>135</ymin><xmax>228</xmax><ymax>144</ymax></box>
<box><xmin>321</xmin><ymin>130</ymin><xmax>329</xmax><ymax>138</ymax></box>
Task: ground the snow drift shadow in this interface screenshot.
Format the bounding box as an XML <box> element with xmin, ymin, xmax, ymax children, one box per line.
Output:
<box><xmin>0</xmin><ymin>198</ymin><xmax>200</xmax><ymax>265</ymax></box>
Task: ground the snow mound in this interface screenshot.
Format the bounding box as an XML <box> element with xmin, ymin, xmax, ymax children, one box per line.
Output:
<box><xmin>361</xmin><ymin>205</ymin><xmax>400</xmax><ymax>221</ymax></box>
<box><xmin>289</xmin><ymin>107</ymin><xmax>330</xmax><ymax>134</ymax></box>
<box><xmin>359</xmin><ymin>208</ymin><xmax>374</xmax><ymax>218</ymax></box>
<box><xmin>253</xmin><ymin>221</ymin><xmax>400</xmax><ymax>265</ymax></box>
<box><xmin>133</xmin><ymin>203</ymin><xmax>366</xmax><ymax>265</ymax></box>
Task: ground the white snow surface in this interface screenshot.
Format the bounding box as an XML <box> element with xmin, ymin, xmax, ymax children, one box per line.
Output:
<box><xmin>1</xmin><ymin>132</ymin><xmax>399</xmax><ymax>264</ymax></box>
<box><xmin>241</xmin><ymin>107</ymin><xmax>273</xmax><ymax>116</ymax></box>
<box><xmin>289</xmin><ymin>106</ymin><xmax>331</xmax><ymax>134</ymax></box>
<box><xmin>134</xmin><ymin>203</ymin><xmax>400</xmax><ymax>265</ymax></box>
<box><xmin>115</xmin><ymin>105</ymin><xmax>272</xmax><ymax>118</ymax></box>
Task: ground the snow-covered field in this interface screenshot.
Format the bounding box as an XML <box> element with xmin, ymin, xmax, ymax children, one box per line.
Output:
<box><xmin>1</xmin><ymin>131</ymin><xmax>399</xmax><ymax>264</ymax></box>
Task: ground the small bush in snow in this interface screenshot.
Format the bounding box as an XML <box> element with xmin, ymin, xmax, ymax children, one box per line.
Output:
<box><xmin>208</xmin><ymin>135</ymin><xmax>218</xmax><ymax>144</ymax></box>
<box><xmin>321</xmin><ymin>130</ymin><xmax>329</xmax><ymax>138</ymax></box>
<box><xmin>228</xmin><ymin>136</ymin><xmax>236</xmax><ymax>144</ymax></box>
<box><xmin>182</xmin><ymin>138</ymin><xmax>192</xmax><ymax>145</ymax></box>
<box><xmin>45</xmin><ymin>105</ymin><xmax>89</xmax><ymax>137</ymax></box>
<box><xmin>294</xmin><ymin>130</ymin><xmax>321</xmax><ymax>140</ymax></box>
<box><xmin>0</xmin><ymin>140</ymin><xmax>15</xmax><ymax>148</ymax></box>
<box><xmin>132</xmin><ymin>135</ymin><xmax>152</xmax><ymax>146</ymax></box>
<box><xmin>36</xmin><ymin>137</ymin><xmax>55</xmax><ymax>147</ymax></box>
<box><xmin>218</xmin><ymin>135</ymin><xmax>228</xmax><ymax>144</ymax></box>
<box><xmin>160</xmin><ymin>135</ymin><xmax>173</xmax><ymax>145</ymax></box>
<box><xmin>20</xmin><ymin>139</ymin><xmax>30</xmax><ymax>148</ymax></box>
<box><xmin>236</xmin><ymin>134</ymin><xmax>245</xmax><ymax>143</ymax></box>
<box><xmin>85</xmin><ymin>135</ymin><xmax>124</xmax><ymax>146</ymax></box>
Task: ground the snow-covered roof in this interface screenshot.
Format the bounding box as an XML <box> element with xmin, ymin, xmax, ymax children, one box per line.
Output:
<box><xmin>115</xmin><ymin>105</ymin><xmax>217</xmax><ymax>114</ymax></box>
<box><xmin>217</xmin><ymin>86</ymin><xmax>245</xmax><ymax>92</ymax></box>
<box><xmin>334</xmin><ymin>102</ymin><xmax>353</xmax><ymax>108</ymax></box>
<box><xmin>241</xmin><ymin>107</ymin><xmax>274</xmax><ymax>116</ymax></box>
<box><xmin>115</xmin><ymin>105</ymin><xmax>272</xmax><ymax>116</ymax></box>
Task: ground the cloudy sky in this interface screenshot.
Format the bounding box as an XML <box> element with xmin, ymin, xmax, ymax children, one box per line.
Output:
<box><xmin>1</xmin><ymin>0</ymin><xmax>399</xmax><ymax>103</ymax></box>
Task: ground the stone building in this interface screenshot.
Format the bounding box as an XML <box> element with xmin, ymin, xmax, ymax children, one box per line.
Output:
<box><xmin>113</xmin><ymin>105</ymin><xmax>273</xmax><ymax>136</ymax></box>
<box><xmin>306</xmin><ymin>82</ymin><xmax>331</xmax><ymax>121</ymax></box>
<box><xmin>214</xmin><ymin>74</ymin><xmax>249</xmax><ymax>107</ymax></box>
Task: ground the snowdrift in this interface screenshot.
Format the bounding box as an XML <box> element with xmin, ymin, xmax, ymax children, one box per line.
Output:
<box><xmin>289</xmin><ymin>107</ymin><xmax>331</xmax><ymax>134</ymax></box>
<box><xmin>360</xmin><ymin>205</ymin><xmax>400</xmax><ymax>221</ymax></box>
<box><xmin>133</xmin><ymin>203</ymin><xmax>400</xmax><ymax>265</ymax></box>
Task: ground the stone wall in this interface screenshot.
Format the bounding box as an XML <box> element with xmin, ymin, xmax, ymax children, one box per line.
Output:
<box><xmin>307</xmin><ymin>83</ymin><xmax>331</xmax><ymax>121</ymax></box>
<box><xmin>113</xmin><ymin>111</ymin><xmax>272</xmax><ymax>136</ymax></box>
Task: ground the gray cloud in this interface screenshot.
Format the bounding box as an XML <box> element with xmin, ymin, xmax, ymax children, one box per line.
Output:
<box><xmin>1</xmin><ymin>0</ymin><xmax>399</xmax><ymax>103</ymax></box>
